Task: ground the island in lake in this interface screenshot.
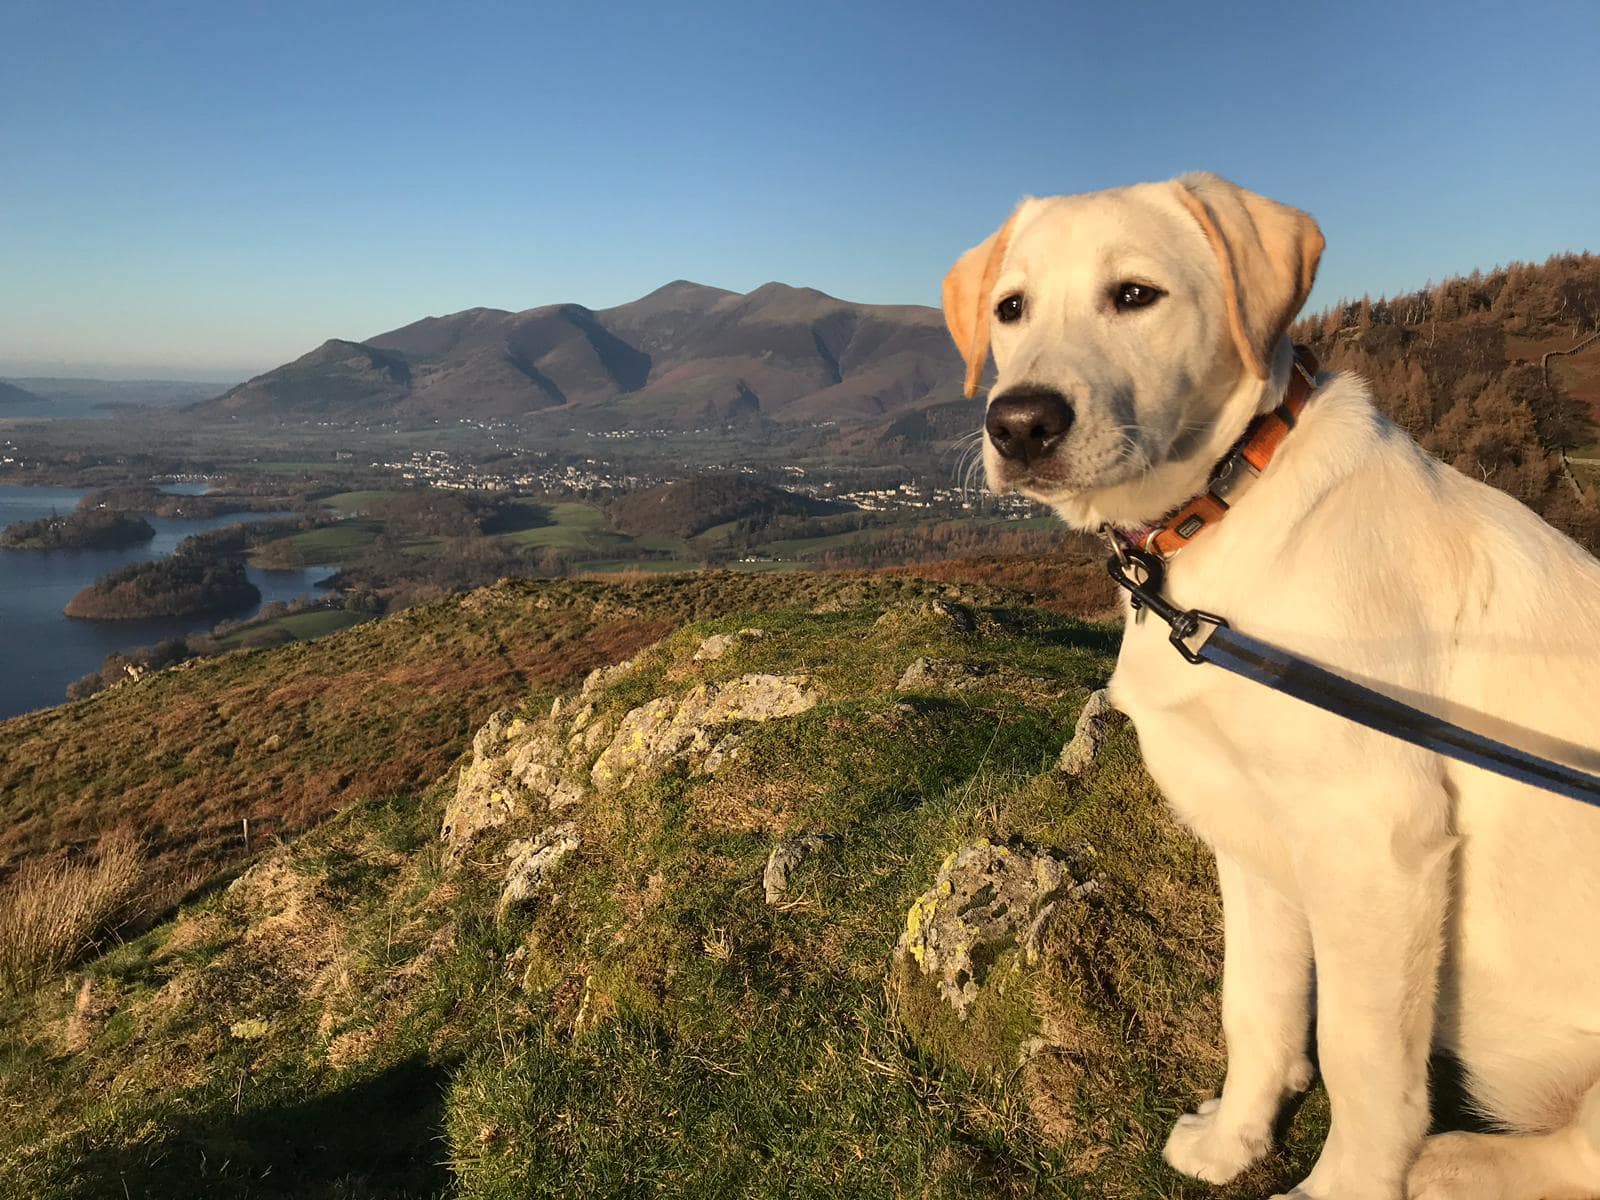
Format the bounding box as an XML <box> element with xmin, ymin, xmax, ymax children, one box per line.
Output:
<box><xmin>1</xmin><ymin>509</ymin><xmax>156</xmax><ymax>551</ymax></box>
<box><xmin>81</xmin><ymin>485</ymin><xmax>256</xmax><ymax>520</ymax></box>
<box><xmin>65</xmin><ymin>553</ymin><xmax>261</xmax><ymax>621</ymax></box>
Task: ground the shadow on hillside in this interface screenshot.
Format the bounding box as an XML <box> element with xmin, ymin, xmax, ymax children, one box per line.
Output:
<box><xmin>1035</xmin><ymin>619</ymin><xmax>1123</xmax><ymax>658</ymax></box>
<box><xmin>66</xmin><ymin>1054</ymin><xmax>455</xmax><ymax>1200</ymax></box>
<box><xmin>480</xmin><ymin>500</ymin><xmax>553</xmax><ymax>534</ymax></box>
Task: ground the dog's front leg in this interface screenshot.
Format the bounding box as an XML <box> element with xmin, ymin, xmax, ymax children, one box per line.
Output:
<box><xmin>1165</xmin><ymin>853</ymin><xmax>1313</xmax><ymax>1184</ymax></box>
<box><xmin>1278</xmin><ymin>810</ymin><xmax>1455</xmax><ymax>1200</ymax></box>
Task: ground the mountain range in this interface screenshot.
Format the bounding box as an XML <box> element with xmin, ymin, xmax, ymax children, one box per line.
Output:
<box><xmin>196</xmin><ymin>281</ymin><xmax>971</xmax><ymax>435</ymax></box>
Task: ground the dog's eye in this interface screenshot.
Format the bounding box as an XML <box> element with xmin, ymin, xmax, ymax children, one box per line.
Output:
<box><xmin>1113</xmin><ymin>282</ymin><xmax>1164</xmax><ymax>311</ymax></box>
<box><xmin>995</xmin><ymin>294</ymin><xmax>1024</xmax><ymax>324</ymax></box>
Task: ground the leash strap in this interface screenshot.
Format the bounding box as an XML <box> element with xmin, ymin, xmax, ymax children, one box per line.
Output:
<box><xmin>1105</xmin><ymin>548</ymin><xmax>1600</xmax><ymax>808</ymax></box>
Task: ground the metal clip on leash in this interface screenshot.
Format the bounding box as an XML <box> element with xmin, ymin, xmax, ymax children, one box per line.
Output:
<box><xmin>1100</xmin><ymin>524</ymin><xmax>1226</xmax><ymax>664</ymax></box>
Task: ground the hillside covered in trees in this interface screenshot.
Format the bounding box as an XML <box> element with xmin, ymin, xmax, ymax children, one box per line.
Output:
<box><xmin>1291</xmin><ymin>251</ymin><xmax>1600</xmax><ymax>550</ymax></box>
<box><xmin>609</xmin><ymin>475</ymin><xmax>845</xmax><ymax>540</ymax></box>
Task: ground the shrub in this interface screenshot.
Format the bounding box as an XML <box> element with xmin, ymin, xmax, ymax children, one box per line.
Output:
<box><xmin>0</xmin><ymin>829</ymin><xmax>147</xmax><ymax>996</ymax></box>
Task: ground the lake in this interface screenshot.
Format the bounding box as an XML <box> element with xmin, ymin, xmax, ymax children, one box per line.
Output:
<box><xmin>0</xmin><ymin>484</ymin><xmax>333</xmax><ymax>721</ymax></box>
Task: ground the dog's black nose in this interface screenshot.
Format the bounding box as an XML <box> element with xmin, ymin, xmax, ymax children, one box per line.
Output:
<box><xmin>985</xmin><ymin>389</ymin><xmax>1073</xmax><ymax>463</ymax></box>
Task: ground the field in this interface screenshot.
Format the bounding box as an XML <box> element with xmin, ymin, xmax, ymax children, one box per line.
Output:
<box><xmin>319</xmin><ymin>490</ymin><xmax>401</xmax><ymax>515</ymax></box>
<box><xmin>254</xmin><ymin>520</ymin><xmax>385</xmax><ymax>566</ymax></box>
<box><xmin>260</xmin><ymin>493</ymin><xmax>1062</xmax><ymax>583</ymax></box>
<box><xmin>0</xmin><ymin>570</ymin><xmax>1353</xmax><ymax>1199</ymax></box>
<box><xmin>487</xmin><ymin>500</ymin><xmax>639</xmax><ymax>552</ymax></box>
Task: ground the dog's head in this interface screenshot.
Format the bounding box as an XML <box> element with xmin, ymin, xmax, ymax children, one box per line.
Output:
<box><xmin>944</xmin><ymin>173</ymin><xmax>1323</xmax><ymax>530</ymax></box>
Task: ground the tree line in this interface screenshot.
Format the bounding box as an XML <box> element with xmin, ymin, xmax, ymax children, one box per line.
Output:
<box><xmin>1290</xmin><ymin>251</ymin><xmax>1600</xmax><ymax>550</ymax></box>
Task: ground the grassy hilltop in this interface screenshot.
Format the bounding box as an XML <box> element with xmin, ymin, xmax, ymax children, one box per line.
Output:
<box><xmin>0</xmin><ymin>570</ymin><xmax>1334</xmax><ymax>1198</ymax></box>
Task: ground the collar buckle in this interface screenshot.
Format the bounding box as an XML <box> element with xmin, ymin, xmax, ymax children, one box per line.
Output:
<box><xmin>1207</xmin><ymin>453</ymin><xmax>1259</xmax><ymax>506</ymax></box>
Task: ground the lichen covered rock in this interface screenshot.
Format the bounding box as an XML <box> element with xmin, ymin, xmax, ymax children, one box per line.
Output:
<box><xmin>590</xmin><ymin>674</ymin><xmax>820</xmax><ymax>790</ymax></box>
<box><xmin>444</xmin><ymin>652</ymin><xmax>821</xmax><ymax>860</ymax></box>
<box><xmin>896</xmin><ymin>840</ymin><xmax>1096</xmax><ymax>1016</ymax></box>
<box><xmin>441</xmin><ymin>709</ymin><xmax>535</xmax><ymax>856</ymax></box>
<box><xmin>874</xmin><ymin>598</ymin><xmax>977</xmax><ymax>636</ymax></box>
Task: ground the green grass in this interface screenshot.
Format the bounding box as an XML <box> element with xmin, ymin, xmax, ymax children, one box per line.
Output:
<box><xmin>489</xmin><ymin>501</ymin><xmax>634</xmax><ymax>553</ymax></box>
<box><xmin>320</xmin><ymin>490</ymin><xmax>402</xmax><ymax>515</ymax></box>
<box><xmin>0</xmin><ymin>576</ymin><xmax>1341</xmax><ymax>1198</ymax></box>
<box><xmin>762</xmin><ymin>526</ymin><xmax>886</xmax><ymax>560</ymax></box>
<box><xmin>212</xmin><ymin>608</ymin><xmax>372</xmax><ymax>650</ymax></box>
<box><xmin>252</xmin><ymin>521</ymin><xmax>384</xmax><ymax>567</ymax></box>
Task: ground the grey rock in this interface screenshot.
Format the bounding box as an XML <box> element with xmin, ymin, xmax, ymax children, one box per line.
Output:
<box><xmin>693</xmin><ymin>628</ymin><xmax>765</xmax><ymax>662</ymax></box>
<box><xmin>701</xmin><ymin>732</ymin><xmax>744</xmax><ymax>776</ymax></box>
<box><xmin>924</xmin><ymin>599</ymin><xmax>977</xmax><ymax>633</ymax></box>
<box><xmin>442</xmin><ymin>703</ymin><xmax>590</xmax><ymax>859</ymax></box>
<box><xmin>1057</xmin><ymin>689</ymin><xmax>1123</xmax><ymax>778</ymax></box>
<box><xmin>440</xmin><ymin>708</ymin><xmax>541</xmax><ymax>858</ymax></box>
<box><xmin>895</xmin><ymin>657</ymin><xmax>995</xmax><ymax>692</ymax></box>
<box><xmin>874</xmin><ymin>599</ymin><xmax>977</xmax><ymax>635</ymax></box>
<box><xmin>591</xmin><ymin>674</ymin><xmax>820</xmax><ymax>790</ymax></box>
<box><xmin>763</xmin><ymin>835</ymin><xmax>826</xmax><ymax>904</ymax></box>
<box><xmin>694</xmin><ymin>633</ymin><xmax>738</xmax><ymax>662</ymax></box>
<box><xmin>498</xmin><ymin>823</ymin><xmax>580</xmax><ymax>917</ymax></box>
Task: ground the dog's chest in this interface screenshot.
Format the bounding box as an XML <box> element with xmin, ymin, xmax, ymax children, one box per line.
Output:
<box><xmin>1108</xmin><ymin>610</ymin><xmax>1296</xmax><ymax>871</ymax></box>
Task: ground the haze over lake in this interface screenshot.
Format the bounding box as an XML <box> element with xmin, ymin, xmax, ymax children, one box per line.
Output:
<box><xmin>0</xmin><ymin>484</ymin><xmax>332</xmax><ymax>720</ymax></box>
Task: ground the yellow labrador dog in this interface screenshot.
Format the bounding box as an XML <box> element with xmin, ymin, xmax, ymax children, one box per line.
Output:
<box><xmin>943</xmin><ymin>173</ymin><xmax>1600</xmax><ymax>1200</ymax></box>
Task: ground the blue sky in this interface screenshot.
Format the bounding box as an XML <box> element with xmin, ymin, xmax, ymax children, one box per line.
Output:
<box><xmin>2</xmin><ymin>0</ymin><xmax>1597</xmax><ymax>380</ymax></box>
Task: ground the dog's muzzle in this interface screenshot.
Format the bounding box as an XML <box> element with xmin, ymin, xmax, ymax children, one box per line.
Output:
<box><xmin>985</xmin><ymin>388</ymin><xmax>1074</xmax><ymax>465</ymax></box>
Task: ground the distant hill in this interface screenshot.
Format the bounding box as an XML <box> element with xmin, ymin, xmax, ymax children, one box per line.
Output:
<box><xmin>609</xmin><ymin>474</ymin><xmax>848</xmax><ymax>539</ymax></box>
<box><xmin>0</xmin><ymin>377</ymin><xmax>225</xmax><ymax>418</ymax></box>
<box><xmin>193</xmin><ymin>280</ymin><xmax>966</xmax><ymax>431</ymax></box>
<box><xmin>0</xmin><ymin>380</ymin><xmax>42</xmax><ymax>408</ymax></box>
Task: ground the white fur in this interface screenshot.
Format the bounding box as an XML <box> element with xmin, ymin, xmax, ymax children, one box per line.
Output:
<box><xmin>977</xmin><ymin>178</ymin><xmax>1600</xmax><ymax>1199</ymax></box>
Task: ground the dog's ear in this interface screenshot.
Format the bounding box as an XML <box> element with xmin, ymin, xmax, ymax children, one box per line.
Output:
<box><xmin>1175</xmin><ymin>173</ymin><xmax>1324</xmax><ymax>380</ymax></box>
<box><xmin>943</xmin><ymin>211</ymin><xmax>1020</xmax><ymax>399</ymax></box>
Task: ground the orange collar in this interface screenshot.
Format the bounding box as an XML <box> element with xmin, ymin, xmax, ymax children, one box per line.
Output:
<box><xmin>1131</xmin><ymin>345</ymin><xmax>1320</xmax><ymax>559</ymax></box>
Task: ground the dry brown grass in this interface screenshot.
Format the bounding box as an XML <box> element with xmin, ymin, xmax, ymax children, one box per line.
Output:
<box><xmin>0</xmin><ymin>585</ymin><xmax>676</xmax><ymax>885</ymax></box>
<box><xmin>877</xmin><ymin>554</ymin><xmax>1119</xmax><ymax>617</ymax></box>
<box><xmin>0</xmin><ymin>828</ymin><xmax>146</xmax><ymax>995</ymax></box>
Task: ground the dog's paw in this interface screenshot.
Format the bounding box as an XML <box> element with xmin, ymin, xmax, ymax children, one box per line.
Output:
<box><xmin>1284</xmin><ymin>1056</ymin><xmax>1315</xmax><ymax>1094</ymax></box>
<box><xmin>1272</xmin><ymin>1157</ymin><xmax>1405</xmax><ymax>1200</ymax></box>
<box><xmin>1269</xmin><ymin>1186</ymin><xmax>1399</xmax><ymax>1200</ymax></box>
<box><xmin>1406</xmin><ymin>1132</ymin><xmax>1523</xmax><ymax>1200</ymax></box>
<box><xmin>1162</xmin><ymin>1099</ymin><xmax>1268</xmax><ymax>1184</ymax></box>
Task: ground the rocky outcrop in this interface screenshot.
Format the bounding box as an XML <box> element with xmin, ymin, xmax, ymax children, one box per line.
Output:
<box><xmin>498</xmin><ymin>823</ymin><xmax>580</xmax><ymax>917</ymax></box>
<box><xmin>1057</xmin><ymin>689</ymin><xmax>1123</xmax><ymax>778</ymax></box>
<box><xmin>896</xmin><ymin>840</ymin><xmax>1098</xmax><ymax>1017</ymax></box>
<box><xmin>443</xmin><ymin>651</ymin><xmax>821</xmax><ymax>858</ymax></box>
<box><xmin>441</xmin><ymin>660</ymin><xmax>630</xmax><ymax>857</ymax></box>
<box><xmin>590</xmin><ymin>674</ymin><xmax>819</xmax><ymax>791</ymax></box>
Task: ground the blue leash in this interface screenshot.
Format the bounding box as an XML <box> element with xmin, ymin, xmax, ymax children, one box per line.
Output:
<box><xmin>1104</xmin><ymin>545</ymin><xmax>1600</xmax><ymax>809</ymax></box>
